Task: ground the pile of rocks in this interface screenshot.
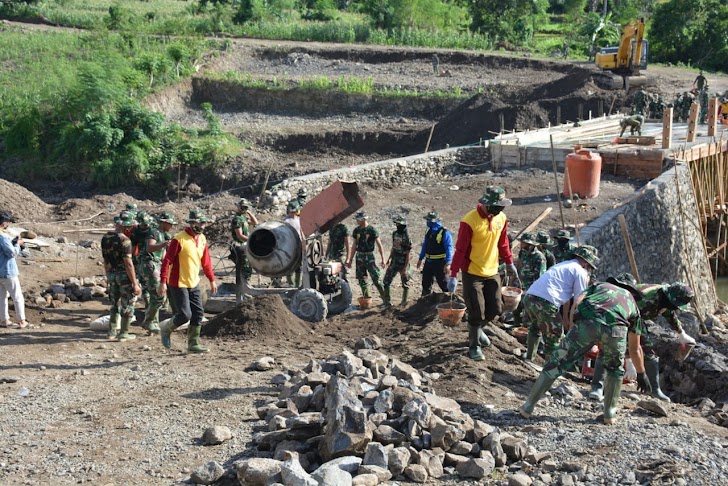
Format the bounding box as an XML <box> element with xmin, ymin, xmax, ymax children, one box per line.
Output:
<box><xmin>31</xmin><ymin>276</ymin><xmax>107</xmax><ymax>308</ymax></box>
<box><xmin>235</xmin><ymin>336</ymin><xmax>552</xmax><ymax>485</ymax></box>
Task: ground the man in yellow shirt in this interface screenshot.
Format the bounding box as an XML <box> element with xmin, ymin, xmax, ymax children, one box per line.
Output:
<box><xmin>450</xmin><ymin>186</ymin><xmax>519</xmax><ymax>361</ymax></box>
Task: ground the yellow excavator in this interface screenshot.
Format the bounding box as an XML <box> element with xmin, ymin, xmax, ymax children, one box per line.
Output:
<box><xmin>595</xmin><ymin>18</ymin><xmax>650</xmax><ymax>89</ymax></box>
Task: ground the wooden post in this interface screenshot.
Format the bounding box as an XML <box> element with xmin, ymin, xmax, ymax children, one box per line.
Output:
<box><xmin>618</xmin><ymin>214</ymin><xmax>640</xmax><ymax>283</ymax></box>
<box><xmin>424</xmin><ymin>124</ymin><xmax>435</xmax><ymax>153</ymax></box>
<box><xmin>687</xmin><ymin>103</ymin><xmax>699</xmax><ymax>143</ymax></box>
<box><xmin>556</xmin><ymin>105</ymin><xmax>561</xmax><ymax>125</ymax></box>
<box><xmin>662</xmin><ymin>106</ymin><xmax>673</xmax><ymax>149</ymax></box>
<box><xmin>550</xmin><ymin>135</ymin><xmax>566</xmax><ymax>229</ymax></box>
<box><xmin>708</xmin><ymin>97</ymin><xmax>719</xmax><ymax>137</ymax></box>
<box><xmin>510</xmin><ymin>208</ymin><xmax>553</xmax><ymax>255</ymax></box>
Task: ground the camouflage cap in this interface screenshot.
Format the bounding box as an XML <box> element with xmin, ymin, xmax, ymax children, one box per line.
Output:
<box><xmin>555</xmin><ymin>229</ymin><xmax>571</xmax><ymax>240</ymax></box>
<box><xmin>519</xmin><ymin>232</ymin><xmax>540</xmax><ymax>246</ymax></box>
<box><xmin>138</xmin><ymin>213</ymin><xmax>155</xmax><ymax>226</ymax></box>
<box><xmin>237</xmin><ymin>198</ymin><xmax>253</xmax><ymax>210</ymax></box>
<box><xmin>125</xmin><ymin>203</ymin><xmax>138</xmax><ymax>211</ymax></box>
<box><xmin>355</xmin><ymin>211</ymin><xmax>368</xmax><ymax>221</ymax></box>
<box><xmin>536</xmin><ymin>230</ymin><xmax>553</xmax><ymax>246</ymax></box>
<box><xmin>392</xmin><ymin>215</ymin><xmax>407</xmax><ymax>225</ymax></box>
<box><xmin>571</xmin><ymin>245</ymin><xmax>599</xmax><ymax>269</ymax></box>
<box><xmin>117</xmin><ymin>211</ymin><xmax>136</xmax><ymax>227</ymax></box>
<box><xmin>186</xmin><ymin>208</ymin><xmax>209</xmax><ymax>223</ymax></box>
<box><xmin>479</xmin><ymin>186</ymin><xmax>512</xmax><ymax>207</ymax></box>
<box><xmin>157</xmin><ymin>211</ymin><xmax>177</xmax><ymax>224</ymax></box>
<box><xmin>297</xmin><ymin>188</ymin><xmax>308</xmax><ymax>197</ymax></box>
<box><xmin>286</xmin><ymin>199</ymin><xmax>301</xmax><ymax>213</ymax></box>
<box><xmin>136</xmin><ymin>210</ymin><xmax>148</xmax><ymax>224</ymax></box>
<box><xmin>610</xmin><ymin>272</ymin><xmax>638</xmax><ymax>286</ymax></box>
<box><xmin>424</xmin><ymin>211</ymin><xmax>440</xmax><ymax>222</ymax></box>
<box><xmin>664</xmin><ymin>282</ymin><xmax>694</xmax><ymax>309</ymax></box>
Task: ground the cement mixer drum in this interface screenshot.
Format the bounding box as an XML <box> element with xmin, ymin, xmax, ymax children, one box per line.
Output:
<box><xmin>246</xmin><ymin>221</ymin><xmax>302</xmax><ymax>278</ymax></box>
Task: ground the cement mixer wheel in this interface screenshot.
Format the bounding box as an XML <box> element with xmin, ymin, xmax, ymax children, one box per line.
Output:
<box><xmin>290</xmin><ymin>289</ymin><xmax>328</xmax><ymax>322</ymax></box>
<box><xmin>326</xmin><ymin>280</ymin><xmax>352</xmax><ymax>315</ymax></box>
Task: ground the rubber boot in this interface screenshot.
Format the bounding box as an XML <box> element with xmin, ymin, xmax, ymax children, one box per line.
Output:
<box><xmin>382</xmin><ymin>286</ymin><xmax>391</xmax><ymax>307</ymax></box>
<box><xmin>142</xmin><ymin>307</ymin><xmax>161</xmax><ymax>334</ymax></box>
<box><xmin>159</xmin><ymin>317</ymin><xmax>176</xmax><ymax>349</ymax></box>
<box><xmin>116</xmin><ymin>315</ymin><xmax>136</xmax><ymax>341</ymax></box>
<box><xmin>644</xmin><ymin>355</ymin><xmax>671</xmax><ymax>402</ymax></box>
<box><xmin>602</xmin><ymin>374</ymin><xmax>623</xmax><ymax>425</ymax></box>
<box><xmin>400</xmin><ymin>288</ymin><xmax>409</xmax><ymax>306</ymax></box>
<box><xmin>477</xmin><ymin>327</ymin><xmax>491</xmax><ymax>347</ymax></box>
<box><xmin>187</xmin><ymin>325</ymin><xmax>209</xmax><ymax>354</ymax></box>
<box><xmin>518</xmin><ymin>373</ymin><xmax>556</xmax><ymax>418</ymax></box>
<box><xmin>374</xmin><ymin>283</ymin><xmax>386</xmax><ymax>302</ymax></box>
<box><xmin>107</xmin><ymin>313</ymin><xmax>121</xmax><ymax>340</ymax></box>
<box><xmin>467</xmin><ymin>326</ymin><xmax>485</xmax><ymax>361</ymax></box>
<box><xmin>588</xmin><ymin>357</ymin><xmax>606</xmax><ymax>401</ymax></box>
<box><xmin>525</xmin><ymin>332</ymin><xmax>541</xmax><ymax>361</ymax></box>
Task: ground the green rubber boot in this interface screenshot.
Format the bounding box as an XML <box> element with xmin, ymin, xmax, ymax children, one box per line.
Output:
<box><xmin>588</xmin><ymin>357</ymin><xmax>606</xmax><ymax>401</ymax></box>
<box><xmin>142</xmin><ymin>306</ymin><xmax>161</xmax><ymax>335</ymax></box>
<box><xmin>187</xmin><ymin>325</ymin><xmax>209</xmax><ymax>354</ymax></box>
<box><xmin>374</xmin><ymin>283</ymin><xmax>386</xmax><ymax>301</ymax></box>
<box><xmin>400</xmin><ymin>288</ymin><xmax>409</xmax><ymax>306</ymax></box>
<box><xmin>525</xmin><ymin>332</ymin><xmax>541</xmax><ymax>361</ymax></box>
<box><xmin>159</xmin><ymin>317</ymin><xmax>176</xmax><ymax>349</ymax></box>
<box><xmin>644</xmin><ymin>355</ymin><xmax>671</xmax><ymax>402</ymax></box>
<box><xmin>468</xmin><ymin>325</ymin><xmax>485</xmax><ymax>361</ymax></box>
<box><xmin>116</xmin><ymin>315</ymin><xmax>136</xmax><ymax>341</ymax></box>
<box><xmin>602</xmin><ymin>374</ymin><xmax>623</xmax><ymax>425</ymax></box>
<box><xmin>382</xmin><ymin>286</ymin><xmax>391</xmax><ymax>307</ymax></box>
<box><xmin>477</xmin><ymin>327</ymin><xmax>491</xmax><ymax>347</ymax></box>
<box><xmin>361</xmin><ymin>286</ymin><xmax>371</xmax><ymax>299</ymax></box>
<box><xmin>107</xmin><ymin>313</ymin><xmax>121</xmax><ymax>340</ymax></box>
<box><xmin>518</xmin><ymin>373</ymin><xmax>556</xmax><ymax>418</ymax></box>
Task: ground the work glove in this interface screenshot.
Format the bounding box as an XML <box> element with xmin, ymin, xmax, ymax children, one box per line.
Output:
<box><xmin>447</xmin><ymin>277</ymin><xmax>458</xmax><ymax>293</ymax></box>
<box><xmin>506</xmin><ymin>263</ymin><xmax>521</xmax><ymax>286</ymax></box>
<box><xmin>636</xmin><ymin>372</ymin><xmax>652</xmax><ymax>394</ymax></box>
<box><xmin>677</xmin><ymin>331</ymin><xmax>696</xmax><ymax>345</ymax></box>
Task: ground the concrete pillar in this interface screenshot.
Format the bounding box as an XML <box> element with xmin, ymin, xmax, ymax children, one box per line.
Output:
<box><xmin>662</xmin><ymin>106</ymin><xmax>673</xmax><ymax>149</ymax></box>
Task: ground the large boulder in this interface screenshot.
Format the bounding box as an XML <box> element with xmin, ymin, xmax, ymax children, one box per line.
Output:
<box><xmin>234</xmin><ymin>458</ymin><xmax>283</xmax><ymax>485</ymax></box>
<box><xmin>320</xmin><ymin>376</ymin><xmax>373</xmax><ymax>460</ymax></box>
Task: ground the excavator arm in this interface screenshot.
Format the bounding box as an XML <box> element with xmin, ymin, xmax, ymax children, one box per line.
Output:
<box><xmin>596</xmin><ymin>18</ymin><xmax>647</xmax><ymax>77</ymax></box>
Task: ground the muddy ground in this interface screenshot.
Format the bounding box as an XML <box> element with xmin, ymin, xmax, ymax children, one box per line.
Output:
<box><xmin>1</xmin><ymin>33</ymin><xmax>728</xmax><ymax>485</ymax></box>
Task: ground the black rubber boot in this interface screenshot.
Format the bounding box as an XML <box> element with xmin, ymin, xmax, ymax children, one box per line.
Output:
<box><xmin>382</xmin><ymin>286</ymin><xmax>391</xmax><ymax>306</ymax></box>
<box><xmin>644</xmin><ymin>355</ymin><xmax>671</xmax><ymax>402</ymax></box>
<box><xmin>589</xmin><ymin>357</ymin><xmax>606</xmax><ymax>401</ymax></box>
<box><xmin>525</xmin><ymin>332</ymin><xmax>541</xmax><ymax>361</ymax></box>
<box><xmin>467</xmin><ymin>325</ymin><xmax>485</xmax><ymax>361</ymax></box>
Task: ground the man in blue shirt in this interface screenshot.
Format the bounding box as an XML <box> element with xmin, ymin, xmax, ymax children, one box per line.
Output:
<box><xmin>0</xmin><ymin>210</ymin><xmax>29</xmax><ymax>329</ymax></box>
<box><xmin>416</xmin><ymin>211</ymin><xmax>454</xmax><ymax>297</ymax></box>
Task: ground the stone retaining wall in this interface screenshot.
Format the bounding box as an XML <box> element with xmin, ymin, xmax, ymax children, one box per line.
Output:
<box><xmin>579</xmin><ymin>164</ymin><xmax>717</xmax><ymax>320</ymax></box>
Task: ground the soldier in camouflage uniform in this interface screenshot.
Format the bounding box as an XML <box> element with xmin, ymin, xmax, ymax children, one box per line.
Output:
<box><xmin>326</xmin><ymin>221</ymin><xmax>350</xmax><ymax>280</ymax></box>
<box><xmin>513</xmin><ymin>233</ymin><xmax>546</xmax><ymax>325</ymax></box>
<box><xmin>125</xmin><ymin>203</ymin><xmax>138</xmax><ymax>222</ymax></box>
<box><xmin>589</xmin><ymin>273</ymin><xmax>696</xmax><ymax>403</ymax></box>
<box><xmin>632</xmin><ymin>89</ymin><xmax>648</xmax><ymax>116</ymax></box>
<box><xmin>231</xmin><ymin>198</ymin><xmax>258</xmax><ymax>281</ymax></box>
<box><xmin>523</xmin><ymin>245</ymin><xmax>598</xmax><ymax>361</ymax></box>
<box><xmin>536</xmin><ymin>231</ymin><xmax>555</xmax><ymax>269</ymax></box>
<box><xmin>139</xmin><ymin>211</ymin><xmax>177</xmax><ymax>334</ymax></box>
<box><xmin>678</xmin><ymin>91</ymin><xmax>695</xmax><ymax>122</ymax></box>
<box><xmin>101</xmin><ymin>211</ymin><xmax>142</xmax><ymax>341</ymax></box>
<box><xmin>550</xmin><ymin>229</ymin><xmax>575</xmax><ymax>264</ymax></box>
<box><xmin>382</xmin><ymin>216</ymin><xmax>412</xmax><ymax>306</ymax></box>
<box><xmin>699</xmin><ymin>87</ymin><xmax>710</xmax><ymax>124</ymax></box>
<box><xmin>296</xmin><ymin>188</ymin><xmax>308</xmax><ymax>208</ymax></box>
<box><xmin>346</xmin><ymin>212</ymin><xmax>386</xmax><ymax>301</ymax></box>
<box><xmin>648</xmin><ymin>93</ymin><xmax>665</xmax><ymax>120</ymax></box>
<box><xmin>519</xmin><ymin>279</ymin><xmax>651</xmax><ymax>425</ymax></box>
<box><xmin>131</xmin><ymin>212</ymin><xmax>155</xmax><ymax>309</ymax></box>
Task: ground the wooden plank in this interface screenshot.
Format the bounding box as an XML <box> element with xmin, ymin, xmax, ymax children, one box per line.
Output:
<box><xmin>687</xmin><ymin>103</ymin><xmax>699</xmax><ymax>142</ymax></box>
<box><xmin>617</xmin><ymin>136</ymin><xmax>656</xmax><ymax>145</ymax></box>
<box><xmin>663</xmin><ymin>106</ymin><xmax>673</xmax><ymax>149</ymax></box>
<box><xmin>708</xmin><ymin>97</ymin><xmax>718</xmax><ymax>137</ymax></box>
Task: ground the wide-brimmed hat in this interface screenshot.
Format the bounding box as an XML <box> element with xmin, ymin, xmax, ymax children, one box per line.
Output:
<box><xmin>555</xmin><ymin>229</ymin><xmax>571</xmax><ymax>240</ymax></box>
<box><xmin>479</xmin><ymin>186</ymin><xmax>512</xmax><ymax>207</ymax></box>
<box><xmin>186</xmin><ymin>208</ymin><xmax>210</xmax><ymax>223</ymax></box>
<box><xmin>607</xmin><ymin>272</ymin><xmax>637</xmax><ymax>286</ymax></box>
<box><xmin>571</xmin><ymin>245</ymin><xmax>599</xmax><ymax>269</ymax></box>
<box><xmin>117</xmin><ymin>211</ymin><xmax>136</xmax><ymax>227</ymax></box>
<box><xmin>424</xmin><ymin>211</ymin><xmax>440</xmax><ymax>222</ymax></box>
<box><xmin>355</xmin><ymin>211</ymin><xmax>368</xmax><ymax>221</ymax></box>
<box><xmin>0</xmin><ymin>210</ymin><xmax>17</xmax><ymax>224</ymax></box>
<box><xmin>392</xmin><ymin>215</ymin><xmax>407</xmax><ymax>225</ymax></box>
<box><xmin>138</xmin><ymin>213</ymin><xmax>154</xmax><ymax>226</ymax></box>
<box><xmin>519</xmin><ymin>232</ymin><xmax>540</xmax><ymax>246</ymax></box>
<box><xmin>663</xmin><ymin>282</ymin><xmax>694</xmax><ymax>310</ymax></box>
<box><xmin>286</xmin><ymin>200</ymin><xmax>301</xmax><ymax>213</ymax></box>
<box><xmin>237</xmin><ymin>198</ymin><xmax>252</xmax><ymax>210</ymax></box>
<box><xmin>125</xmin><ymin>203</ymin><xmax>138</xmax><ymax>211</ymax></box>
<box><xmin>297</xmin><ymin>188</ymin><xmax>308</xmax><ymax>198</ymax></box>
<box><xmin>536</xmin><ymin>231</ymin><xmax>553</xmax><ymax>246</ymax></box>
<box><xmin>157</xmin><ymin>211</ymin><xmax>177</xmax><ymax>224</ymax></box>
<box><xmin>606</xmin><ymin>274</ymin><xmax>643</xmax><ymax>301</ymax></box>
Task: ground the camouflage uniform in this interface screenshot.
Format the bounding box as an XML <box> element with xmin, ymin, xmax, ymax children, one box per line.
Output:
<box><xmin>328</xmin><ymin>223</ymin><xmax>349</xmax><ymax>260</ymax></box>
<box><xmin>550</xmin><ymin>236</ymin><xmax>576</xmax><ymax>264</ymax></box>
<box><xmin>513</xmin><ymin>235</ymin><xmax>546</xmax><ymax>325</ymax></box>
<box><xmin>130</xmin><ymin>221</ymin><xmax>153</xmax><ymax>307</ymax></box>
<box><xmin>383</xmin><ymin>225</ymin><xmax>412</xmax><ymax>297</ymax></box>
<box><xmin>648</xmin><ymin>94</ymin><xmax>665</xmax><ymax>120</ymax></box>
<box><xmin>632</xmin><ymin>90</ymin><xmax>648</xmax><ymax>116</ymax></box>
<box><xmin>523</xmin><ymin>293</ymin><xmax>561</xmax><ymax>355</ymax></box>
<box><xmin>231</xmin><ymin>213</ymin><xmax>253</xmax><ymax>280</ymax></box>
<box><xmin>101</xmin><ymin>231</ymin><xmax>137</xmax><ymax>334</ymax></box>
<box><xmin>353</xmin><ymin>225</ymin><xmax>382</xmax><ymax>297</ymax></box>
<box><xmin>537</xmin><ymin>232</ymin><xmax>556</xmax><ymax>269</ymax></box>
<box><xmin>139</xmin><ymin>225</ymin><xmax>171</xmax><ymax>332</ymax></box>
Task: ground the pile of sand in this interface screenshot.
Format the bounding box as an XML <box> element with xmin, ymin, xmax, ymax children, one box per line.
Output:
<box><xmin>0</xmin><ymin>178</ymin><xmax>51</xmax><ymax>222</ymax></box>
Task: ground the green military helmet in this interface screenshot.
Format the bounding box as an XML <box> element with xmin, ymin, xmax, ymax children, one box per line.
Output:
<box><xmin>571</xmin><ymin>245</ymin><xmax>599</xmax><ymax>269</ymax></box>
<box><xmin>157</xmin><ymin>211</ymin><xmax>177</xmax><ymax>225</ymax></box>
<box><xmin>286</xmin><ymin>199</ymin><xmax>301</xmax><ymax>214</ymax></box>
<box><xmin>555</xmin><ymin>229</ymin><xmax>571</xmax><ymax>240</ymax></box>
<box><xmin>355</xmin><ymin>211</ymin><xmax>368</xmax><ymax>221</ymax></box>
<box><xmin>392</xmin><ymin>215</ymin><xmax>407</xmax><ymax>225</ymax></box>
<box><xmin>663</xmin><ymin>282</ymin><xmax>694</xmax><ymax>309</ymax></box>
<box><xmin>479</xmin><ymin>185</ymin><xmax>512</xmax><ymax>207</ymax></box>
<box><xmin>237</xmin><ymin>198</ymin><xmax>253</xmax><ymax>210</ymax></box>
<box><xmin>186</xmin><ymin>208</ymin><xmax>210</xmax><ymax>223</ymax></box>
<box><xmin>118</xmin><ymin>211</ymin><xmax>136</xmax><ymax>227</ymax></box>
<box><xmin>536</xmin><ymin>231</ymin><xmax>553</xmax><ymax>246</ymax></box>
<box><xmin>519</xmin><ymin>232</ymin><xmax>540</xmax><ymax>246</ymax></box>
<box><xmin>424</xmin><ymin>211</ymin><xmax>440</xmax><ymax>222</ymax></box>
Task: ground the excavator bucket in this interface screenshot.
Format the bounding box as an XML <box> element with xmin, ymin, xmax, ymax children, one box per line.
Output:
<box><xmin>300</xmin><ymin>181</ymin><xmax>364</xmax><ymax>238</ymax></box>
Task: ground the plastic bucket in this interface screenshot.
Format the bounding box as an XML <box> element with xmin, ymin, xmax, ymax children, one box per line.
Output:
<box><xmin>436</xmin><ymin>302</ymin><xmax>466</xmax><ymax>326</ymax></box>
<box><xmin>501</xmin><ymin>287</ymin><xmax>523</xmax><ymax>312</ymax></box>
<box><xmin>358</xmin><ymin>297</ymin><xmax>373</xmax><ymax>309</ymax></box>
<box><xmin>562</xmin><ymin>149</ymin><xmax>602</xmax><ymax>199</ymax></box>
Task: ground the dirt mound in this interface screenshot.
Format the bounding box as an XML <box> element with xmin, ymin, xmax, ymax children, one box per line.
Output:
<box><xmin>201</xmin><ymin>294</ymin><xmax>312</xmax><ymax>339</ymax></box>
<box><xmin>528</xmin><ymin>70</ymin><xmax>591</xmax><ymax>100</ymax></box>
<box><xmin>0</xmin><ymin>178</ymin><xmax>51</xmax><ymax>222</ymax></box>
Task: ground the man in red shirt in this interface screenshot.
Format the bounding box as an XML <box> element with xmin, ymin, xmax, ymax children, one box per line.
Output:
<box><xmin>158</xmin><ymin>209</ymin><xmax>218</xmax><ymax>353</ymax></box>
<box><xmin>449</xmin><ymin>186</ymin><xmax>520</xmax><ymax>361</ymax></box>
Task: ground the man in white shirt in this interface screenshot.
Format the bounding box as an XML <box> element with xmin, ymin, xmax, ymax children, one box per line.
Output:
<box><xmin>522</xmin><ymin>245</ymin><xmax>599</xmax><ymax>361</ymax></box>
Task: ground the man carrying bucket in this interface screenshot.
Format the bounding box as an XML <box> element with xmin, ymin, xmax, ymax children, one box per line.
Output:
<box><xmin>449</xmin><ymin>186</ymin><xmax>520</xmax><ymax>361</ymax></box>
<box><xmin>522</xmin><ymin>245</ymin><xmax>599</xmax><ymax>362</ymax></box>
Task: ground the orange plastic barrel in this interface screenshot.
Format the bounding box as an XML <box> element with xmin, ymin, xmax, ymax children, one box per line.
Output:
<box><xmin>562</xmin><ymin>149</ymin><xmax>602</xmax><ymax>199</ymax></box>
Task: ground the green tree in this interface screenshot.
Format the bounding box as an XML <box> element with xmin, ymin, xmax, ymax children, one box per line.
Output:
<box><xmin>469</xmin><ymin>0</ymin><xmax>548</xmax><ymax>44</ymax></box>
